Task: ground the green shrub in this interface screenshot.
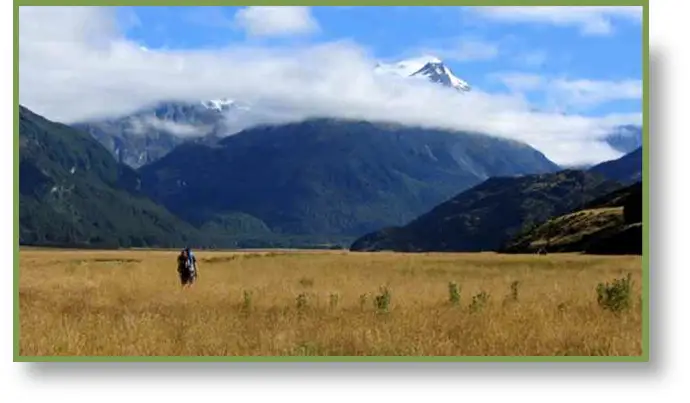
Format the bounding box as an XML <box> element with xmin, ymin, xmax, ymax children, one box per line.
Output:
<box><xmin>469</xmin><ymin>291</ymin><xmax>490</xmax><ymax>313</ymax></box>
<box><xmin>374</xmin><ymin>286</ymin><xmax>392</xmax><ymax>313</ymax></box>
<box><xmin>448</xmin><ymin>281</ymin><xmax>461</xmax><ymax>305</ymax></box>
<box><xmin>509</xmin><ymin>280</ymin><xmax>520</xmax><ymax>302</ymax></box>
<box><xmin>596</xmin><ymin>273</ymin><xmax>632</xmax><ymax>312</ymax></box>
<box><xmin>329</xmin><ymin>292</ymin><xmax>340</xmax><ymax>310</ymax></box>
<box><xmin>296</xmin><ymin>292</ymin><xmax>308</xmax><ymax>310</ymax></box>
<box><xmin>241</xmin><ymin>290</ymin><xmax>253</xmax><ymax>313</ymax></box>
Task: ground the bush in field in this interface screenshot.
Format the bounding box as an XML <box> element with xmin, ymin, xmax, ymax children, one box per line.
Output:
<box><xmin>596</xmin><ymin>273</ymin><xmax>633</xmax><ymax>312</ymax></box>
<box><xmin>448</xmin><ymin>281</ymin><xmax>461</xmax><ymax>305</ymax></box>
<box><xmin>296</xmin><ymin>292</ymin><xmax>308</xmax><ymax>310</ymax></box>
<box><xmin>329</xmin><ymin>292</ymin><xmax>340</xmax><ymax>310</ymax></box>
<box><xmin>509</xmin><ymin>280</ymin><xmax>520</xmax><ymax>302</ymax></box>
<box><xmin>374</xmin><ymin>286</ymin><xmax>392</xmax><ymax>313</ymax></box>
<box><xmin>469</xmin><ymin>291</ymin><xmax>490</xmax><ymax>313</ymax></box>
<box><xmin>241</xmin><ymin>290</ymin><xmax>253</xmax><ymax>313</ymax></box>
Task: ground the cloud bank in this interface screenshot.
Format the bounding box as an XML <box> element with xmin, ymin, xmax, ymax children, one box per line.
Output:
<box><xmin>18</xmin><ymin>6</ymin><xmax>642</xmax><ymax>166</ymax></box>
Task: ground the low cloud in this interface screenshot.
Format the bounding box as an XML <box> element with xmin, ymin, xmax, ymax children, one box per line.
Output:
<box><xmin>18</xmin><ymin>6</ymin><xmax>641</xmax><ymax>166</ymax></box>
<box><xmin>233</xmin><ymin>6</ymin><xmax>320</xmax><ymax>37</ymax></box>
<box><xmin>128</xmin><ymin>116</ymin><xmax>213</xmax><ymax>138</ymax></box>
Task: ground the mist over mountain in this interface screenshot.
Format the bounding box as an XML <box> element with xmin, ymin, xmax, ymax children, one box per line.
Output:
<box><xmin>73</xmin><ymin>56</ymin><xmax>476</xmax><ymax>168</ymax></box>
<box><xmin>604</xmin><ymin>125</ymin><xmax>642</xmax><ymax>154</ymax></box>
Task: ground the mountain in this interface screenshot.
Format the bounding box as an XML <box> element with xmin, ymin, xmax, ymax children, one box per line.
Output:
<box><xmin>73</xmin><ymin>99</ymin><xmax>242</xmax><ymax>168</ymax></box>
<box><xmin>605</xmin><ymin>125</ymin><xmax>642</xmax><ymax>154</ymax></box>
<box><xmin>410</xmin><ymin>60</ymin><xmax>472</xmax><ymax>91</ymax></box>
<box><xmin>589</xmin><ymin>147</ymin><xmax>642</xmax><ymax>184</ymax></box>
<box><xmin>18</xmin><ymin>105</ymin><xmax>206</xmax><ymax>248</ymax></box>
<box><xmin>500</xmin><ymin>182</ymin><xmax>642</xmax><ymax>255</ymax></box>
<box><xmin>374</xmin><ymin>56</ymin><xmax>471</xmax><ymax>92</ymax></box>
<box><xmin>76</xmin><ymin>57</ymin><xmax>471</xmax><ymax>168</ymax></box>
<box><xmin>138</xmin><ymin>119</ymin><xmax>559</xmax><ymax>245</ymax></box>
<box><xmin>349</xmin><ymin>170</ymin><xmax>622</xmax><ymax>253</ymax></box>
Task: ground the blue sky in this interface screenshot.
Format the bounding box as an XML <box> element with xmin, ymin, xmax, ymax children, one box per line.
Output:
<box><xmin>118</xmin><ymin>6</ymin><xmax>642</xmax><ymax>117</ymax></box>
<box><xmin>20</xmin><ymin>6</ymin><xmax>643</xmax><ymax>166</ymax></box>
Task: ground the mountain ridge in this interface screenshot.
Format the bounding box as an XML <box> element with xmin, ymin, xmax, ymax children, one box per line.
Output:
<box><xmin>138</xmin><ymin>118</ymin><xmax>561</xmax><ymax>244</ymax></box>
<box><xmin>500</xmin><ymin>181</ymin><xmax>642</xmax><ymax>255</ymax></box>
<box><xmin>589</xmin><ymin>146</ymin><xmax>642</xmax><ymax>184</ymax></box>
<box><xmin>18</xmin><ymin>105</ymin><xmax>206</xmax><ymax>248</ymax></box>
<box><xmin>349</xmin><ymin>169</ymin><xmax>623</xmax><ymax>253</ymax></box>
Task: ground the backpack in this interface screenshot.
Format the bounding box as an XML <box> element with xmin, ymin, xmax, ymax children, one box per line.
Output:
<box><xmin>177</xmin><ymin>253</ymin><xmax>193</xmax><ymax>274</ymax></box>
<box><xmin>187</xmin><ymin>251</ymin><xmax>196</xmax><ymax>273</ymax></box>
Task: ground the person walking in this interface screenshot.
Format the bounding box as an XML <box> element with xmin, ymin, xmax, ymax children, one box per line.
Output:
<box><xmin>177</xmin><ymin>247</ymin><xmax>199</xmax><ymax>289</ymax></box>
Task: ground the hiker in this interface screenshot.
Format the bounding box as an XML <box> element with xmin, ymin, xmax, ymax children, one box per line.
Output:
<box><xmin>177</xmin><ymin>247</ymin><xmax>199</xmax><ymax>288</ymax></box>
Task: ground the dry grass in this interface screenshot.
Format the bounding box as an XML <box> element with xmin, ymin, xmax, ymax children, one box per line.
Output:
<box><xmin>18</xmin><ymin>249</ymin><xmax>643</xmax><ymax>357</ymax></box>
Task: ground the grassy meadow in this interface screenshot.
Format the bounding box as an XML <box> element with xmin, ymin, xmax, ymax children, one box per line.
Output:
<box><xmin>18</xmin><ymin>248</ymin><xmax>643</xmax><ymax>357</ymax></box>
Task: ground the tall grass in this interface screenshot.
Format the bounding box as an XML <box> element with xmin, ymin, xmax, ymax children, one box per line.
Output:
<box><xmin>18</xmin><ymin>249</ymin><xmax>643</xmax><ymax>356</ymax></box>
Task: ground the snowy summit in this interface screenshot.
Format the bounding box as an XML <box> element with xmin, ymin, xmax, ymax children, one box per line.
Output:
<box><xmin>374</xmin><ymin>56</ymin><xmax>471</xmax><ymax>92</ymax></box>
<box><xmin>201</xmin><ymin>98</ymin><xmax>236</xmax><ymax>112</ymax></box>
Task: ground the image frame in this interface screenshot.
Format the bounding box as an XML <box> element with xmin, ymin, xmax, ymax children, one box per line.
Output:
<box><xmin>13</xmin><ymin>0</ymin><xmax>650</xmax><ymax>363</ymax></box>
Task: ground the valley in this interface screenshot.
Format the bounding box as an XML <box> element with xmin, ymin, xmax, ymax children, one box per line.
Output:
<box><xmin>18</xmin><ymin>55</ymin><xmax>643</xmax><ymax>253</ymax></box>
<box><xmin>16</xmin><ymin>5</ymin><xmax>646</xmax><ymax>361</ymax></box>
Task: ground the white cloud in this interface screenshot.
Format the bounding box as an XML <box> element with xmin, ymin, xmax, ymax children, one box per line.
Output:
<box><xmin>492</xmin><ymin>72</ymin><xmax>642</xmax><ymax>111</ymax></box>
<box><xmin>233</xmin><ymin>6</ymin><xmax>320</xmax><ymax>37</ymax></box>
<box><xmin>472</xmin><ymin>6</ymin><xmax>643</xmax><ymax>35</ymax></box>
<box><xmin>549</xmin><ymin>78</ymin><xmax>642</xmax><ymax>108</ymax></box>
<box><xmin>129</xmin><ymin>116</ymin><xmax>213</xmax><ymax>137</ymax></box>
<box><xmin>18</xmin><ymin>6</ymin><xmax>641</xmax><ymax>166</ymax></box>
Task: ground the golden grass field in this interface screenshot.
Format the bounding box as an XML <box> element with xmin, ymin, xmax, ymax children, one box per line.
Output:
<box><xmin>18</xmin><ymin>248</ymin><xmax>643</xmax><ymax>357</ymax></box>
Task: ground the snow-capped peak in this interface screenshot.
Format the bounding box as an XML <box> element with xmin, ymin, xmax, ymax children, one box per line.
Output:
<box><xmin>374</xmin><ymin>55</ymin><xmax>441</xmax><ymax>77</ymax></box>
<box><xmin>410</xmin><ymin>61</ymin><xmax>471</xmax><ymax>92</ymax></box>
<box><xmin>373</xmin><ymin>56</ymin><xmax>471</xmax><ymax>92</ymax></box>
<box><xmin>201</xmin><ymin>98</ymin><xmax>236</xmax><ymax>111</ymax></box>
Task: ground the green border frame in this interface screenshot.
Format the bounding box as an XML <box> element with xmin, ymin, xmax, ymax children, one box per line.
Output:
<box><xmin>13</xmin><ymin>0</ymin><xmax>650</xmax><ymax>363</ymax></box>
